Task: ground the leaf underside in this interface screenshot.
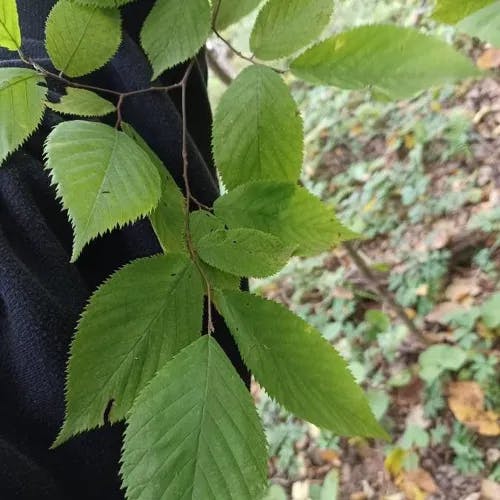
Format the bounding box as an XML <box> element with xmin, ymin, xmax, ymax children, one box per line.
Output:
<box><xmin>456</xmin><ymin>1</ymin><xmax>500</xmax><ymax>46</ymax></box>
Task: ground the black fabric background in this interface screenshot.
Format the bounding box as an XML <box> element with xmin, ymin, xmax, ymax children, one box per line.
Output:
<box><xmin>0</xmin><ymin>1</ymin><xmax>248</xmax><ymax>498</ymax></box>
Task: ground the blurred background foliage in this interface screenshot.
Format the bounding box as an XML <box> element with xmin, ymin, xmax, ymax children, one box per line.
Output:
<box><xmin>209</xmin><ymin>1</ymin><xmax>499</xmax><ymax>498</ymax></box>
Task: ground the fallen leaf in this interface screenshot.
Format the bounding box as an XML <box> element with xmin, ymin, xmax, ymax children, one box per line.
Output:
<box><xmin>477</xmin><ymin>48</ymin><xmax>500</xmax><ymax>70</ymax></box>
<box><xmin>385</xmin><ymin>448</ymin><xmax>407</xmax><ymax>477</ymax></box>
<box><xmin>319</xmin><ymin>449</ymin><xmax>342</xmax><ymax>466</ymax></box>
<box><xmin>425</xmin><ymin>302</ymin><xmax>462</xmax><ymax>324</ymax></box>
<box><xmin>481</xmin><ymin>479</ymin><xmax>500</xmax><ymax>500</ymax></box>
<box><xmin>445</xmin><ymin>277</ymin><xmax>481</xmax><ymax>302</ymax></box>
<box><xmin>448</xmin><ymin>381</ymin><xmax>500</xmax><ymax>436</ymax></box>
<box><xmin>396</xmin><ymin>468</ymin><xmax>439</xmax><ymax>499</ymax></box>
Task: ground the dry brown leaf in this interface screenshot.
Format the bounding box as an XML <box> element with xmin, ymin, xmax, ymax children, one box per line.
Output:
<box><xmin>448</xmin><ymin>381</ymin><xmax>500</xmax><ymax>436</ymax></box>
<box><xmin>319</xmin><ymin>449</ymin><xmax>342</xmax><ymax>466</ymax></box>
<box><xmin>425</xmin><ymin>302</ymin><xmax>462</xmax><ymax>324</ymax></box>
<box><xmin>477</xmin><ymin>49</ymin><xmax>500</xmax><ymax>70</ymax></box>
<box><xmin>445</xmin><ymin>277</ymin><xmax>481</xmax><ymax>303</ymax></box>
<box><xmin>401</xmin><ymin>468</ymin><xmax>439</xmax><ymax>494</ymax></box>
<box><xmin>481</xmin><ymin>479</ymin><xmax>500</xmax><ymax>500</ymax></box>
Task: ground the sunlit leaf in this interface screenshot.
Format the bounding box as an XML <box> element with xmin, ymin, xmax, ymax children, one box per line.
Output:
<box><xmin>46</xmin><ymin>87</ymin><xmax>116</xmax><ymax>117</ymax></box>
<box><xmin>45</xmin><ymin>121</ymin><xmax>161</xmax><ymax>261</ymax></box>
<box><xmin>46</xmin><ymin>0</ymin><xmax>122</xmax><ymax>77</ymax></box>
<box><xmin>291</xmin><ymin>25</ymin><xmax>480</xmax><ymax>99</ymax></box>
<box><xmin>0</xmin><ymin>68</ymin><xmax>46</xmax><ymax>164</ymax></box>
<box><xmin>0</xmin><ymin>0</ymin><xmax>21</xmax><ymax>50</ymax></box>
<box><xmin>251</xmin><ymin>0</ymin><xmax>333</xmax><ymax>60</ymax></box>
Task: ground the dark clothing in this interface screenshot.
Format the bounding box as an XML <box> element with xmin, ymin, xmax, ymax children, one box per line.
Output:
<box><xmin>0</xmin><ymin>2</ymin><xmax>246</xmax><ymax>498</ymax></box>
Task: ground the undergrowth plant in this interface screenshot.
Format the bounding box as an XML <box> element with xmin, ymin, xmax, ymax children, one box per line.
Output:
<box><xmin>0</xmin><ymin>0</ymin><xmax>497</xmax><ymax>498</ymax></box>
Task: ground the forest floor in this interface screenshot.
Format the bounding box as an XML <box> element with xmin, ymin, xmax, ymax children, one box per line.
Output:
<box><xmin>209</xmin><ymin>2</ymin><xmax>500</xmax><ymax>499</ymax></box>
<box><xmin>253</xmin><ymin>74</ymin><xmax>500</xmax><ymax>500</ymax></box>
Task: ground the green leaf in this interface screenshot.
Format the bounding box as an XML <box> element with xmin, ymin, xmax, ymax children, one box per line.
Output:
<box><xmin>290</xmin><ymin>25</ymin><xmax>480</xmax><ymax>100</ymax></box>
<box><xmin>45</xmin><ymin>121</ymin><xmax>161</xmax><ymax>261</ymax></box>
<box><xmin>215</xmin><ymin>290</ymin><xmax>388</xmax><ymax>439</ymax></box>
<box><xmin>122</xmin><ymin>122</ymin><xmax>187</xmax><ymax>254</ymax></box>
<box><xmin>196</xmin><ymin>227</ymin><xmax>293</xmax><ymax>278</ymax></box>
<box><xmin>141</xmin><ymin>0</ymin><xmax>211</xmax><ymax>79</ymax></box>
<box><xmin>250</xmin><ymin>0</ymin><xmax>333</xmax><ymax>60</ymax></box>
<box><xmin>432</xmin><ymin>0</ymin><xmax>495</xmax><ymax>24</ymax></box>
<box><xmin>54</xmin><ymin>254</ymin><xmax>204</xmax><ymax>446</ymax></box>
<box><xmin>320</xmin><ymin>470</ymin><xmax>339</xmax><ymax>500</ymax></box>
<box><xmin>213</xmin><ymin>0</ymin><xmax>261</xmax><ymax>30</ymax></box>
<box><xmin>46</xmin><ymin>87</ymin><xmax>116</xmax><ymax>117</ymax></box>
<box><xmin>0</xmin><ymin>0</ymin><xmax>21</xmax><ymax>50</ymax></box>
<box><xmin>418</xmin><ymin>344</ymin><xmax>468</xmax><ymax>383</ymax></box>
<box><xmin>122</xmin><ymin>335</ymin><xmax>268</xmax><ymax>500</ymax></box>
<box><xmin>72</xmin><ymin>0</ymin><xmax>135</xmax><ymax>6</ymax></box>
<box><xmin>214</xmin><ymin>181</ymin><xmax>357</xmax><ymax>257</ymax></box>
<box><xmin>480</xmin><ymin>292</ymin><xmax>500</xmax><ymax>329</ymax></box>
<box><xmin>213</xmin><ymin>65</ymin><xmax>303</xmax><ymax>190</ymax></box>
<box><xmin>0</xmin><ymin>68</ymin><xmax>47</xmax><ymax>165</ymax></box>
<box><xmin>45</xmin><ymin>0</ymin><xmax>122</xmax><ymax>77</ymax></box>
<box><xmin>189</xmin><ymin>210</ymin><xmax>226</xmax><ymax>245</ymax></box>
<box><xmin>188</xmin><ymin>211</ymin><xmax>242</xmax><ymax>289</ymax></box>
<box><xmin>263</xmin><ymin>485</ymin><xmax>287</xmax><ymax>500</ymax></box>
<box><xmin>456</xmin><ymin>1</ymin><xmax>500</xmax><ymax>46</ymax></box>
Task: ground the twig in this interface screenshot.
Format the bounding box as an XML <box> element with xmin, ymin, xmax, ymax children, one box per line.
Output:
<box><xmin>179</xmin><ymin>60</ymin><xmax>215</xmax><ymax>334</ymax></box>
<box><xmin>344</xmin><ymin>242</ymin><xmax>426</xmax><ymax>344</ymax></box>
<box><xmin>210</xmin><ymin>0</ymin><xmax>285</xmax><ymax>74</ymax></box>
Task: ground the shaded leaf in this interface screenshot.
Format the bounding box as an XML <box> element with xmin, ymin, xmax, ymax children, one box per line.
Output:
<box><xmin>122</xmin><ymin>122</ymin><xmax>187</xmax><ymax>254</ymax></box>
<box><xmin>0</xmin><ymin>0</ymin><xmax>21</xmax><ymax>50</ymax></box>
<box><xmin>122</xmin><ymin>336</ymin><xmax>268</xmax><ymax>500</ymax></box>
<box><xmin>213</xmin><ymin>65</ymin><xmax>303</xmax><ymax>190</ymax></box>
<box><xmin>215</xmin><ymin>290</ymin><xmax>388</xmax><ymax>438</ymax></box>
<box><xmin>73</xmin><ymin>0</ymin><xmax>134</xmax><ymax>5</ymax></box>
<box><xmin>291</xmin><ymin>25</ymin><xmax>480</xmax><ymax>100</ymax></box>
<box><xmin>196</xmin><ymin>227</ymin><xmax>293</xmax><ymax>278</ymax></box>
<box><xmin>54</xmin><ymin>254</ymin><xmax>204</xmax><ymax>446</ymax></box>
<box><xmin>45</xmin><ymin>121</ymin><xmax>161</xmax><ymax>261</ymax></box>
<box><xmin>46</xmin><ymin>87</ymin><xmax>116</xmax><ymax>117</ymax></box>
<box><xmin>0</xmin><ymin>68</ymin><xmax>47</xmax><ymax>164</ymax></box>
<box><xmin>141</xmin><ymin>0</ymin><xmax>211</xmax><ymax>79</ymax></box>
<box><xmin>214</xmin><ymin>181</ymin><xmax>357</xmax><ymax>257</ymax></box>
<box><xmin>46</xmin><ymin>0</ymin><xmax>122</xmax><ymax>77</ymax></box>
<box><xmin>251</xmin><ymin>0</ymin><xmax>333</xmax><ymax>60</ymax></box>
